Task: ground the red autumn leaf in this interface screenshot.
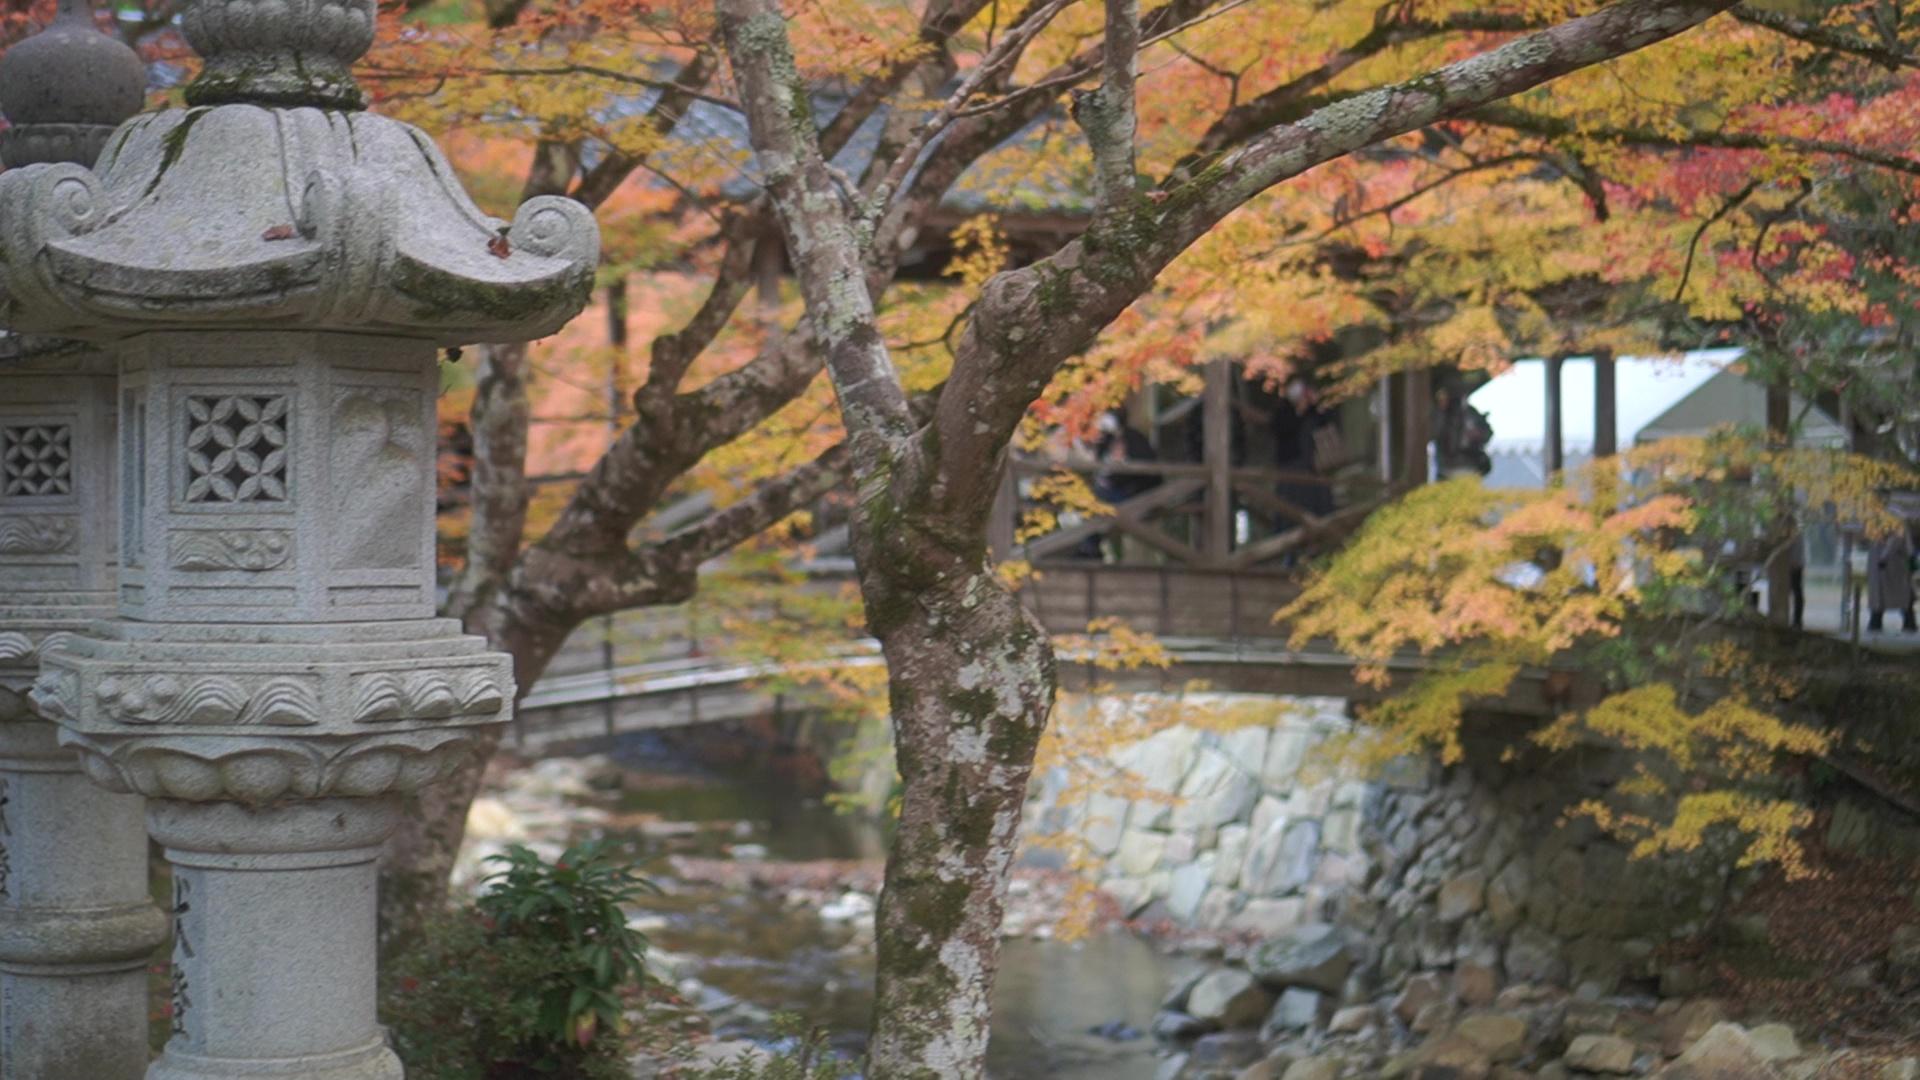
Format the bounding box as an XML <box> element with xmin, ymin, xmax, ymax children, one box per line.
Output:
<box><xmin>261</xmin><ymin>224</ymin><xmax>297</xmax><ymax>241</ymax></box>
<box><xmin>487</xmin><ymin>233</ymin><xmax>512</xmax><ymax>259</ymax></box>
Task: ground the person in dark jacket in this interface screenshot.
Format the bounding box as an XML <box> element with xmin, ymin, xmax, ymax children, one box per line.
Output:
<box><xmin>1271</xmin><ymin>375</ymin><xmax>1334</xmax><ymax>519</ymax></box>
<box><xmin>1433</xmin><ymin>377</ymin><xmax>1493</xmax><ymax>478</ymax></box>
<box><xmin>1868</xmin><ymin>525</ymin><xmax>1917</xmax><ymax>632</ymax></box>
<box><xmin>1077</xmin><ymin>410</ymin><xmax>1160</xmax><ymax>559</ymax></box>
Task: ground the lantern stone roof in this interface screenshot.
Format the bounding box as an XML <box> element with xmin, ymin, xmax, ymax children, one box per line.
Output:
<box><xmin>0</xmin><ymin>104</ymin><xmax>598</xmax><ymax>345</ymax></box>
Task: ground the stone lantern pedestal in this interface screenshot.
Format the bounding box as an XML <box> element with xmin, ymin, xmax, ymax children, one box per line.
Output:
<box><xmin>0</xmin><ymin>1</ymin><xmax>599</xmax><ymax>1073</ymax></box>
<box><xmin>0</xmin><ymin>4</ymin><xmax>169</xmax><ymax>1071</ymax></box>
<box><xmin>144</xmin><ymin>798</ymin><xmax>403</xmax><ymax>1080</ymax></box>
<box><xmin>0</xmin><ymin>337</ymin><xmax>168</xmax><ymax>1080</ymax></box>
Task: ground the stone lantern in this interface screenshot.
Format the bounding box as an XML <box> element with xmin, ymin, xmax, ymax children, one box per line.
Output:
<box><xmin>0</xmin><ymin>0</ymin><xmax>599</xmax><ymax>1075</ymax></box>
<box><xmin>0</xmin><ymin>6</ymin><xmax>169</xmax><ymax>1077</ymax></box>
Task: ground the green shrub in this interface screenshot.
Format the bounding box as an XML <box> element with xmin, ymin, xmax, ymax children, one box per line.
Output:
<box><xmin>383</xmin><ymin>839</ymin><xmax>655</xmax><ymax>1079</ymax></box>
<box><xmin>682</xmin><ymin>1017</ymin><xmax>858</xmax><ymax>1080</ymax></box>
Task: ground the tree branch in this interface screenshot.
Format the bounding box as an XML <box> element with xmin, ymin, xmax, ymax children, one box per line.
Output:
<box><xmin>652</xmin><ymin>443</ymin><xmax>849</xmax><ymax>573</ymax></box>
<box><xmin>642</xmin><ymin>209</ymin><xmax>771</xmax><ymax>399</ymax></box>
<box><xmin>1468</xmin><ymin>103</ymin><xmax>1920</xmax><ymax>177</ymax></box>
<box><xmin>357</xmin><ymin>62</ymin><xmax>743</xmax><ymax>110</ymax></box>
<box><xmin>949</xmin><ymin>0</ymin><xmax>1247</xmax><ymax>121</ymax></box>
<box><xmin>1731</xmin><ymin>4</ymin><xmax>1918</xmax><ymax>69</ymax></box>
<box><xmin>448</xmin><ymin>144</ymin><xmax>579</xmax><ymax>624</ymax></box>
<box><xmin>1673</xmin><ymin>179</ymin><xmax>1758</xmax><ymax>305</ymax></box>
<box><xmin>1169</xmin><ymin>9</ymin><xmax>1551</xmax><ymax>179</ymax></box>
<box><xmin>1071</xmin><ymin>0</ymin><xmax>1142</xmax><ymax>218</ymax></box>
<box><xmin>923</xmin><ymin>0</ymin><xmax>1744</xmax><ymax>532</ymax></box>
<box><xmin>558</xmin><ymin>446</ymin><xmax>847</xmax><ymax>622</ymax></box>
<box><xmin>516</xmin><ymin>0</ymin><xmax>1002</xmax><ymax>587</ymax></box>
<box><xmin>870</xmin><ymin>0</ymin><xmax>1229</xmax><ymax>272</ymax></box>
<box><xmin>571</xmin><ymin>51</ymin><xmax>722</xmax><ymax>210</ymax></box>
<box><xmin>719</xmin><ymin>0</ymin><xmax>913</xmax><ymax>461</ymax></box>
<box><xmin>868</xmin><ymin>0</ymin><xmax>1077</xmax><ymax>212</ymax></box>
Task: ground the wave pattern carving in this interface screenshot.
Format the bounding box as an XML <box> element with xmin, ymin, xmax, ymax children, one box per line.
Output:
<box><xmin>0</xmin><ymin>515</ymin><xmax>76</xmax><ymax>555</ymax></box>
<box><xmin>168</xmin><ymin>529</ymin><xmax>294</xmax><ymax>571</ymax></box>
<box><xmin>90</xmin><ymin>674</ymin><xmax>321</xmax><ymax>727</ymax></box>
<box><xmin>351</xmin><ymin>668</ymin><xmax>505</xmax><ymax>724</ymax></box>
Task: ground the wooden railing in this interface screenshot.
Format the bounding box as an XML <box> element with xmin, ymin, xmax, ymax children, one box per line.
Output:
<box><xmin>993</xmin><ymin>456</ymin><xmax>1383</xmax><ymax>572</ymax></box>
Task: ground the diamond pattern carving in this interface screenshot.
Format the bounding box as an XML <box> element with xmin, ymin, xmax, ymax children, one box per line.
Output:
<box><xmin>3</xmin><ymin>425</ymin><xmax>73</xmax><ymax>497</ymax></box>
<box><xmin>185</xmin><ymin>395</ymin><xmax>288</xmax><ymax>503</ymax></box>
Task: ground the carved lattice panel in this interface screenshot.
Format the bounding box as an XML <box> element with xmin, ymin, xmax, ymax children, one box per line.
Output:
<box><xmin>184</xmin><ymin>395</ymin><xmax>289</xmax><ymax>504</ymax></box>
<box><xmin>2</xmin><ymin>424</ymin><xmax>73</xmax><ymax>497</ymax></box>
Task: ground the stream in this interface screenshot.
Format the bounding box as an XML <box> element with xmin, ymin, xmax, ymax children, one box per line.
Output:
<box><xmin>523</xmin><ymin>731</ymin><xmax>1201</xmax><ymax>1078</ymax></box>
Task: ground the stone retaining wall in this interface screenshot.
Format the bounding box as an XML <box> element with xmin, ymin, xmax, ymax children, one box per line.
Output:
<box><xmin>1022</xmin><ymin>694</ymin><xmax>1399</xmax><ymax>939</ymax></box>
<box><xmin>1023</xmin><ymin>695</ymin><xmax>1747</xmax><ymax>994</ymax></box>
<box><xmin>1351</xmin><ymin>735</ymin><xmax>1748</xmax><ymax>997</ymax></box>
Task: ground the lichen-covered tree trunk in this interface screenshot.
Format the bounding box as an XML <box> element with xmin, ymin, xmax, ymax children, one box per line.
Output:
<box><xmin>716</xmin><ymin>1</ymin><xmax>1746</xmax><ymax>1072</ymax></box>
<box><xmin>379</xmin><ymin>598</ymin><xmax>568</xmax><ymax>951</ymax></box>
<box><xmin>859</xmin><ymin>541</ymin><xmax>1055</xmax><ymax>1078</ymax></box>
<box><xmin>382</xmin><ymin>337</ymin><xmax>536</xmax><ymax>947</ymax></box>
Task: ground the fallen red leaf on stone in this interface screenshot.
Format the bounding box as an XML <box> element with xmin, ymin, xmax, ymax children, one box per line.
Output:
<box><xmin>261</xmin><ymin>224</ymin><xmax>297</xmax><ymax>241</ymax></box>
<box><xmin>488</xmin><ymin>232</ymin><xmax>512</xmax><ymax>259</ymax></box>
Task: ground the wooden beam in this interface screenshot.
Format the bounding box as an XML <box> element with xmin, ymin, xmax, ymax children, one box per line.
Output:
<box><xmin>987</xmin><ymin>464</ymin><xmax>1016</xmax><ymax>561</ymax></box>
<box><xmin>1021</xmin><ymin>478</ymin><xmax>1206</xmax><ymax>561</ymax></box>
<box><xmin>1545</xmin><ymin>353</ymin><xmax>1565</xmax><ymax>474</ymax></box>
<box><xmin>1203</xmin><ymin>358</ymin><xmax>1234</xmax><ymax>563</ymax></box>
<box><xmin>1592</xmin><ymin>349</ymin><xmax>1617</xmax><ymax>459</ymax></box>
<box><xmin>1402</xmin><ymin>368</ymin><xmax>1431</xmax><ymax>485</ymax></box>
<box><xmin>1765</xmin><ymin>377</ymin><xmax>1794</xmax><ymax>627</ymax></box>
<box><xmin>1223</xmin><ymin>497</ymin><xmax>1382</xmax><ymax>570</ymax></box>
<box><xmin>1232</xmin><ymin>479</ymin><xmax>1321</xmax><ymax>528</ymax></box>
<box><xmin>1010</xmin><ymin>458</ymin><xmax>1323</xmax><ymax>484</ymax></box>
<box><xmin>1378</xmin><ymin>377</ymin><xmax>1395</xmax><ymax>485</ymax></box>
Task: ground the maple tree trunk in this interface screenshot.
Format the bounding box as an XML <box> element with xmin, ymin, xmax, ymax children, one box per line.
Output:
<box><xmin>380</xmin><ymin>598</ymin><xmax>573</xmax><ymax>950</ymax></box>
<box><xmin>855</xmin><ymin>511</ymin><xmax>1054</xmax><ymax>1078</ymax></box>
<box><xmin>720</xmin><ymin>2</ymin><xmax>1749</xmax><ymax>1071</ymax></box>
<box><xmin>383</xmin><ymin>339</ymin><xmax>535</xmax><ymax>945</ymax></box>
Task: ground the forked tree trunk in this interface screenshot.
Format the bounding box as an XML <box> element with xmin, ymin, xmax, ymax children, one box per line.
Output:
<box><xmin>863</xmin><ymin>557</ymin><xmax>1055</xmax><ymax>1077</ymax></box>
<box><xmin>379</xmin><ymin>621</ymin><xmax>564</xmax><ymax>950</ymax></box>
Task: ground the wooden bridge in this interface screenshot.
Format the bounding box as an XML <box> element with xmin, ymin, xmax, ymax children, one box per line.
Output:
<box><xmin>512</xmin><ymin>360</ymin><xmax>1601</xmax><ymax>747</ymax></box>
<box><xmin>513</xmin><ymin>563</ymin><xmax>1589</xmax><ymax>750</ymax></box>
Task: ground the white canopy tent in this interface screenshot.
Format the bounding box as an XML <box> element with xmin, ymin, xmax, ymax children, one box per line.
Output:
<box><xmin>1466</xmin><ymin>349</ymin><xmax>1845</xmax><ymax>489</ymax></box>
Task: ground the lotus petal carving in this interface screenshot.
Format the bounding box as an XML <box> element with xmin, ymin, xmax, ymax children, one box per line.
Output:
<box><xmin>58</xmin><ymin>730</ymin><xmax>479</xmax><ymax>803</ymax></box>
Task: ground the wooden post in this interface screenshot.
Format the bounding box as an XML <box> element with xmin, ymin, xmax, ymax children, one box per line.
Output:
<box><xmin>1765</xmin><ymin>378</ymin><xmax>1794</xmax><ymax>626</ymax></box>
<box><xmin>1378</xmin><ymin>377</ymin><xmax>1395</xmax><ymax>484</ymax></box>
<box><xmin>988</xmin><ymin>463</ymin><xmax>1017</xmax><ymax>562</ymax></box>
<box><xmin>1401</xmin><ymin>367</ymin><xmax>1431</xmax><ymax>486</ymax></box>
<box><xmin>1204</xmin><ymin>358</ymin><xmax>1233</xmax><ymax>562</ymax></box>
<box><xmin>1544</xmin><ymin>353</ymin><xmax>1565</xmax><ymax>475</ymax></box>
<box><xmin>1838</xmin><ymin>394</ymin><xmax>1854</xmax><ymax>629</ymax></box>
<box><xmin>1592</xmin><ymin>349</ymin><xmax>1617</xmax><ymax>459</ymax></box>
<box><xmin>599</xmin><ymin>281</ymin><xmax>629</xmax><ymax>737</ymax></box>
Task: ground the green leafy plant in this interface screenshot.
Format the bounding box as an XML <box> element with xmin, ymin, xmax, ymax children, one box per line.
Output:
<box><xmin>682</xmin><ymin>1015</ymin><xmax>857</xmax><ymax>1080</ymax></box>
<box><xmin>383</xmin><ymin>839</ymin><xmax>656</xmax><ymax>1079</ymax></box>
<box><xmin>476</xmin><ymin>839</ymin><xmax>656</xmax><ymax>1047</ymax></box>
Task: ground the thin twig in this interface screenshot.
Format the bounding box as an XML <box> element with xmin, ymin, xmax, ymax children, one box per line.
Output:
<box><xmin>356</xmin><ymin>63</ymin><xmax>744</xmax><ymax>110</ymax></box>
<box><xmin>868</xmin><ymin>0</ymin><xmax>1078</xmax><ymax>209</ymax></box>
<box><xmin>1672</xmin><ymin>180</ymin><xmax>1759</xmax><ymax>305</ymax></box>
